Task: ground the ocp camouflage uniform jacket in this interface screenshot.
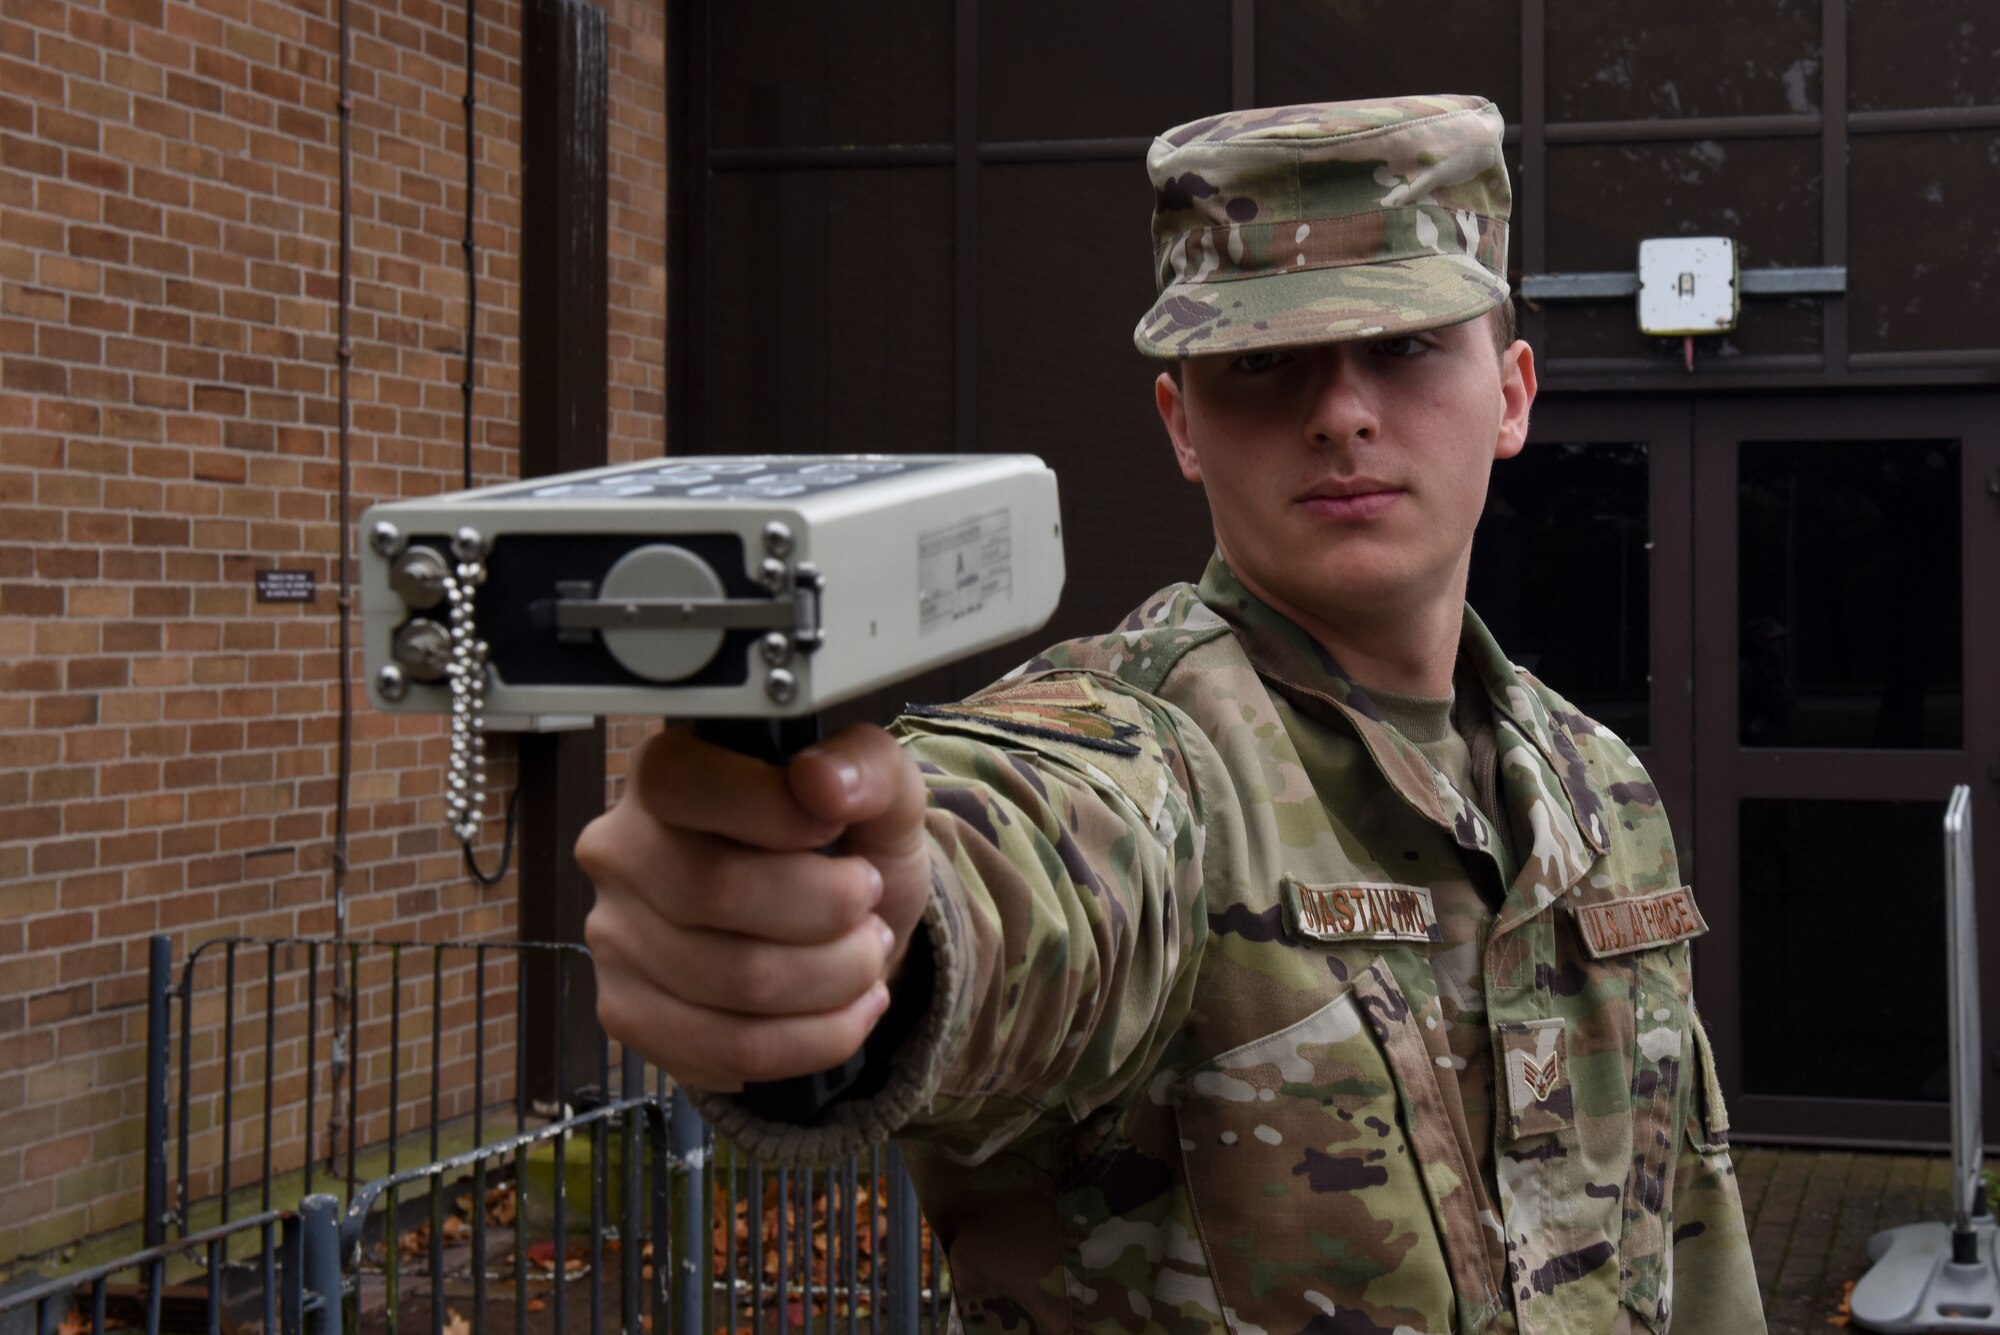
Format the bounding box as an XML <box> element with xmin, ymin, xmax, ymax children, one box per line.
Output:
<box><xmin>698</xmin><ymin>557</ymin><xmax>1765</xmax><ymax>1335</ymax></box>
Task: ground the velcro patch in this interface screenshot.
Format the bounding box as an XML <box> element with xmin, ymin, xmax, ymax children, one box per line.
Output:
<box><xmin>972</xmin><ymin>676</ymin><xmax>1106</xmax><ymax>711</ymax></box>
<box><xmin>1498</xmin><ymin>1018</ymin><xmax>1571</xmax><ymax>1138</ymax></box>
<box><xmin>1572</xmin><ymin>887</ymin><xmax>1707</xmax><ymax>959</ymax></box>
<box><xmin>1280</xmin><ymin>877</ymin><xmax>1438</xmax><ymax>945</ymax></box>
<box><xmin>901</xmin><ymin>687</ymin><xmax>1142</xmax><ymax>757</ymax></box>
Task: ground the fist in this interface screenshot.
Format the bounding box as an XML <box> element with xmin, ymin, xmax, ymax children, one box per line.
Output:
<box><xmin>575</xmin><ymin>723</ymin><xmax>932</xmax><ymax>1093</ymax></box>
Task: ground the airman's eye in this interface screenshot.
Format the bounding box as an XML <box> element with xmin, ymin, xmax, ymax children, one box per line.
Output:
<box><xmin>1372</xmin><ymin>336</ymin><xmax>1423</xmax><ymax>357</ymax></box>
<box><xmin>1232</xmin><ymin>350</ymin><xmax>1290</xmax><ymax>373</ymax></box>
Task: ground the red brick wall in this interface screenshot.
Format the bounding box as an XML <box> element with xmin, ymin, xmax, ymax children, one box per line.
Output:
<box><xmin>0</xmin><ymin>0</ymin><xmax>667</xmax><ymax>1261</ymax></box>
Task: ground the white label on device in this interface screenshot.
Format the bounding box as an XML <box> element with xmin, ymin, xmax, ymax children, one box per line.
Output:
<box><xmin>918</xmin><ymin>509</ymin><xmax>1012</xmax><ymax>634</ymax></box>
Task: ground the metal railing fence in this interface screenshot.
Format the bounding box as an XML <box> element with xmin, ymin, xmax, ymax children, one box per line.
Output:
<box><xmin>3</xmin><ymin>934</ymin><xmax>950</xmax><ymax>1335</ymax></box>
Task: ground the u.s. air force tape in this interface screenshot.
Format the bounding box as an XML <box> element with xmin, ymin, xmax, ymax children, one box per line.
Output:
<box><xmin>1280</xmin><ymin>877</ymin><xmax>1439</xmax><ymax>945</ymax></box>
<box><xmin>1571</xmin><ymin>886</ymin><xmax>1707</xmax><ymax>958</ymax></box>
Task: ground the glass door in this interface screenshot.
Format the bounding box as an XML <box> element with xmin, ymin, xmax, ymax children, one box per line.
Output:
<box><xmin>1691</xmin><ymin>394</ymin><xmax>2000</xmax><ymax>1146</ymax></box>
<box><xmin>1474</xmin><ymin>397</ymin><xmax>1694</xmax><ymax>862</ymax></box>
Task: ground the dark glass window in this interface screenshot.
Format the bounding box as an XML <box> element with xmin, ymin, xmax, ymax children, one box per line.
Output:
<box><xmin>1545</xmin><ymin>139</ymin><xmax>1822</xmax><ymax>272</ymax></box>
<box><xmin>1737</xmin><ymin>439</ymin><xmax>1962</xmax><ymax>749</ymax></box>
<box><xmin>711</xmin><ymin>1</ymin><xmax>953</xmax><ymax>149</ymax></box>
<box><xmin>1739</xmin><ymin>798</ymin><xmax>1948</xmax><ymax>1101</ymax></box>
<box><xmin>708</xmin><ymin>170</ymin><xmax>955</xmax><ymax>455</ymax></box>
<box><xmin>1546</xmin><ymin>0</ymin><xmax>1821</xmax><ymax>121</ymax></box>
<box><xmin>981</xmin><ymin>1</ymin><xmax>1230</xmax><ymax>142</ymax></box>
<box><xmin>1850</xmin><ymin>133</ymin><xmax>2000</xmax><ymax>355</ymax></box>
<box><xmin>1471</xmin><ymin>442</ymin><xmax>1649</xmax><ymax>744</ymax></box>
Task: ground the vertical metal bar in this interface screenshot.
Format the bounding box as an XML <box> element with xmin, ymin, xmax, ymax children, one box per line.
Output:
<box><xmin>951</xmin><ymin>0</ymin><xmax>977</xmax><ymax>457</ymax></box>
<box><xmin>1229</xmin><ymin>0</ymin><xmax>1254</xmax><ymax>109</ymax></box>
<box><xmin>1821</xmin><ymin>0</ymin><xmax>1848</xmax><ymax>374</ymax></box>
<box><xmin>305</xmin><ymin>942</ymin><xmax>319</xmax><ymax>1198</ymax></box>
<box><xmin>553</xmin><ymin>953</ymin><xmax>571</xmax><ymax>1335</ymax></box>
<box><xmin>223</xmin><ymin>943</ymin><xmax>238</xmax><ymax>1224</ymax></box>
<box><xmin>282</xmin><ymin>1211</ymin><xmax>305</xmax><ymax>1335</ymax></box>
<box><xmin>670</xmin><ymin>1088</ymin><xmax>705</xmax><ymax>1335</ymax></box>
<box><xmin>845</xmin><ymin>1158</ymin><xmax>857</xmax><ymax>1335</ymax></box>
<box><xmin>144</xmin><ymin>936</ymin><xmax>171</xmax><ymax>1247</ymax></box>
<box><xmin>263</xmin><ymin>1217</ymin><xmax>278</xmax><ymax>1335</ymax></box>
<box><xmin>775</xmin><ymin>1166</ymin><xmax>790</xmax><ymax>1335</ymax></box>
<box><xmin>430</xmin><ymin>950</ymin><xmax>444</xmax><ymax>1165</ymax></box>
<box><xmin>145</xmin><ymin>1256</ymin><xmax>163</xmax><ymax>1335</ymax></box>
<box><xmin>89</xmin><ymin>1278</ymin><xmax>104</xmax><ymax>1335</ymax></box>
<box><xmin>1519</xmin><ymin>0</ymin><xmax>1547</xmax><ymax>355</ymax></box>
<box><xmin>474</xmin><ymin>946</ymin><xmax>487</xmax><ymax>1145</ymax></box>
<box><xmin>177</xmin><ymin>955</ymin><xmax>196</xmax><ymax>1239</ymax></box>
<box><xmin>867</xmin><ymin>1149</ymin><xmax>879</xmax><ymax>1327</ymax></box>
<box><xmin>649</xmin><ymin>1108</ymin><xmax>671</xmax><ymax>1335</ymax></box>
<box><xmin>263</xmin><ymin>942</ymin><xmax>278</xmax><ymax>1213</ymax></box>
<box><xmin>300</xmin><ymin>1195</ymin><xmax>344</xmax><ymax>1335</ymax></box>
<box><xmin>430</xmin><ymin>1171</ymin><xmax>445</xmax><ymax>1335</ymax></box>
<box><xmin>514</xmin><ymin>1135</ymin><xmax>528</xmax><ymax>1335</ymax></box>
<box><xmin>387</xmin><ymin>946</ymin><xmax>403</xmax><ymax>1335</ymax></box>
<box><xmin>750</xmin><ymin>1160</ymin><xmax>764</xmax><ymax>1335</ymax></box>
<box><xmin>885</xmin><ymin>1147</ymin><xmax>918</xmax><ymax>1335</ymax></box>
<box><xmin>207</xmin><ymin>1236</ymin><xmax>222</xmax><ymax>1335</ymax></box>
<box><xmin>347</xmin><ymin>941</ymin><xmax>361</xmax><ymax>1201</ymax></box>
<box><xmin>472</xmin><ymin>1149</ymin><xmax>489</xmax><ymax>1334</ymax></box>
<box><xmin>721</xmin><ymin>1151</ymin><xmax>736</xmax><ymax>1333</ymax></box>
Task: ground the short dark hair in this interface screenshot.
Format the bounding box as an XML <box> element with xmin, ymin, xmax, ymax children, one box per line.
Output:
<box><xmin>1163</xmin><ymin>300</ymin><xmax>1519</xmax><ymax>385</ymax></box>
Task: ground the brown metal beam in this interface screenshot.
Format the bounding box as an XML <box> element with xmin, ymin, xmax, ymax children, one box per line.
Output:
<box><xmin>518</xmin><ymin>0</ymin><xmax>610</xmax><ymax>1107</ymax></box>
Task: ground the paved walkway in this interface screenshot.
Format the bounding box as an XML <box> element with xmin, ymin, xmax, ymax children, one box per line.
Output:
<box><xmin>1738</xmin><ymin>1146</ymin><xmax>1966</xmax><ymax>1333</ymax></box>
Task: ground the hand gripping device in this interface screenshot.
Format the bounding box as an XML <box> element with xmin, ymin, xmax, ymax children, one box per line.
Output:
<box><xmin>360</xmin><ymin>454</ymin><xmax>1065</xmax><ymax>1119</ymax></box>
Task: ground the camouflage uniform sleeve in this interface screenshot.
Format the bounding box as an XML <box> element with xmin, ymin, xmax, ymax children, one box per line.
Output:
<box><xmin>1665</xmin><ymin>1004</ymin><xmax>1768</xmax><ymax>1333</ymax></box>
<box><xmin>692</xmin><ymin>673</ymin><xmax>1210</xmax><ymax>1166</ymax></box>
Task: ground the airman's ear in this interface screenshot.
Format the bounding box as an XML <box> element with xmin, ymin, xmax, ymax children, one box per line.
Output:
<box><xmin>1493</xmin><ymin>339</ymin><xmax>1536</xmax><ymax>462</ymax></box>
<box><xmin>1156</xmin><ymin>371</ymin><xmax>1203</xmax><ymax>482</ymax></box>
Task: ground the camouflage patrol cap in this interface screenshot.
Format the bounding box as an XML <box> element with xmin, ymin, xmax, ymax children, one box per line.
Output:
<box><xmin>1134</xmin><ymin>95</ymin><xmax>1511</xmax><ymax>359</ymax></box>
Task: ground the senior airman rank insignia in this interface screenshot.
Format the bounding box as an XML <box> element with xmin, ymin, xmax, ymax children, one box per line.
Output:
<box><xmin>1572</xmin><ymin>886</ymin><xmax>1707</xmax><ymax>959</ymax></box>
<box><xmin>1280</xmin><ymin>877</ymin><xmax>1439</xmax><ymax>945</ymax></box>
<box><xmin>1498</xmin><ymin>1018</ymin><xmax>1571</xmax><ymax>1138</ymax></box>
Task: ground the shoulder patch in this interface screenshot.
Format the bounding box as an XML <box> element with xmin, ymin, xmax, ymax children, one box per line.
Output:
<box><xmin>900</xmin><ymin>690</ymin><xmax>1142</xmax><ymax>757</ymax></box>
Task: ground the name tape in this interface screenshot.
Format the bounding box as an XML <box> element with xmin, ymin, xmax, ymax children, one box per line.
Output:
<box><xmin>1573</xmin><ymin>886</ymin><xmax>1707</xmax><ymax>958</ymax></box>
<box><xmin>1282</xmin><ymin>879</ymin><xmax>1439</xmax><ymax>946</ymax></box>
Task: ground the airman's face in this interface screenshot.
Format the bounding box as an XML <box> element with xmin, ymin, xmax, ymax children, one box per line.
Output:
<box><xmin>1155</xmin><ymin>313</ymin><xmax>1535</xmax><ymax>632</ymax></box>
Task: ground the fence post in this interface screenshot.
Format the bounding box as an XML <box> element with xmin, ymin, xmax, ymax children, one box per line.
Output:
<box><xmin>144</xmin><ymin>935</ymin><xmax>172</xmax><ymax>1247</ymax></box>
<box><xmin>668</xmin><ymin>1087</ymin><xmax>705</xmax><ymax>1335</ymax></box>
<box><xmin>885</xmin><ymin>1145</ymin><xmax>920</xmax><ymax>1335</ymax></box>
<box><xmin>299</xmin><ymin>1195</ymin><xmax>345</xmax><ymax>1335</ymax></box>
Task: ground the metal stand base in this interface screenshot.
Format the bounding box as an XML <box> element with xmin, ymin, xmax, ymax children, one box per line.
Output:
<box><xmin>1853</xmin><ymin>1217</ymin><xmax>2000</xmax><ymax>1332</ymax></box>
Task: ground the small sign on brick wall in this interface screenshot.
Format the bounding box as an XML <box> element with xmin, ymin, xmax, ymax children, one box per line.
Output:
<box><xmin>255</xmin><ymin>569</ymin><xmax>317</xmax><ymax>604</ymax></box>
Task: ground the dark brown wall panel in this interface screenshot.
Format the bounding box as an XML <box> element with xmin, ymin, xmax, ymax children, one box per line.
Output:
<box><xmin>980</xmin><ymin>0</ymin><xmax>1231</xmax><ymax>141</ymax></box>
<box><xmin>1850</xmin><ymin>132</ymin><xmax>2000</xmax><ymax>354</ymax></box>
<box><xmin>711</xmin><ymin>0</ymin><xmax>954</xmax><ymax>149</ymax></box>
<box><xmin>1546</xmin><ymin>0</ymin><xmax>1821</xmax><ymax>121</ymax></box>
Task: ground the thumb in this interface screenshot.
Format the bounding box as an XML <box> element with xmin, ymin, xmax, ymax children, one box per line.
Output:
<box><xmin>786</xmin><ymin>723</ymin><xmax>930</xmax><ymax>862</ymax></box>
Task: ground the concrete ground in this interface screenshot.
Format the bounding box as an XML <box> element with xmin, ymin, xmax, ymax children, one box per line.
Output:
<box><xmin>1737</xmin><ymin>1146</ymin><xmax>1972</xmax><ymax>1333</ymax></box>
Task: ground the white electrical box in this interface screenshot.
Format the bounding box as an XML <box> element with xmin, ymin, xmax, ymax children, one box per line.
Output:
<box><xmin>1637</xmin><ymin>236</ymin><xmax>1739</xmax><ymax>336</ymax></box>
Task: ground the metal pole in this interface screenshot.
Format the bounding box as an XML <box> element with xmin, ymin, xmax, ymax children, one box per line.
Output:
<box><xmin>300</xmin><ymin>1195</ymin><xmax>346</xmax><ymax>1335</ymax></box>
<box><xmin>885</xmin><ymin>1146</ymin><xmax>919</xmax><ymax>1335</ymax></box>
<box><xmin>144</xmin><ymin>935</ymin><xmax>171</xmax><ymax>1247</ymax></box>
<box><xmin>1945</xmin><ymin>784</ymin><xmax>1980</xmax><ymax>1260</ymax></box>
<box><xmin>668</xmin><ymin>1087</ymin><xmax>705</xmax><ymax>1335</ymax></box>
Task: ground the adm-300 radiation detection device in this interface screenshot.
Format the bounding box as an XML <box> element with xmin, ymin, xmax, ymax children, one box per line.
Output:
<box><xmin>360</xmin><ymin>454</ymin><xmax>1066</xmax><ymax>1117</ymax></box>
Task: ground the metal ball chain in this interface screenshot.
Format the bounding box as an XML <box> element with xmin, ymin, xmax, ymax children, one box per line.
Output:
<box><xmin>443</xmin><ymin>529</ymin><xmax>489</xmax><ymax>845</ymax></box>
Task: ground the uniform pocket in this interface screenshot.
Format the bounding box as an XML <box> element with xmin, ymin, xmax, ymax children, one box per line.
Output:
<box><xmin>1173</xmin><ymin>958</ymin><xmax>1500</xmax><ymax>1335</ymax></box>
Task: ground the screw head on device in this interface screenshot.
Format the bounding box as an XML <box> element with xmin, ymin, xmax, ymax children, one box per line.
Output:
<box><xmin>452</xmin><ymin>527</ymin><xmax>484</xmax><ymax>561</ymax></box>
<box><xmin>765</xmin><ymin>668</ymin><xmax>797</xmax><ymax>705</ymax></box>
<box><xmin>762</xmin><ymin>521</ymin><xmax>794</xmax><ymax>558</ymax></box>
<box><xmin>376</xmin><ymin>664</ymin><xmax>409</xmax><ymax>701</ymax></box>
<box><xmin>758</xmin><ymin>557</ymin><xmax>788</xmax><ymax>592</ymax></box>
<box><xmin>759</xmin><ymin>632</ymin><xmax>793</xmax><ymax>666</ymax></box>
<box><xmin>370</xmin><ymin>521</ymin><xmax>405</xmax><ymax>558</ymax></box>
